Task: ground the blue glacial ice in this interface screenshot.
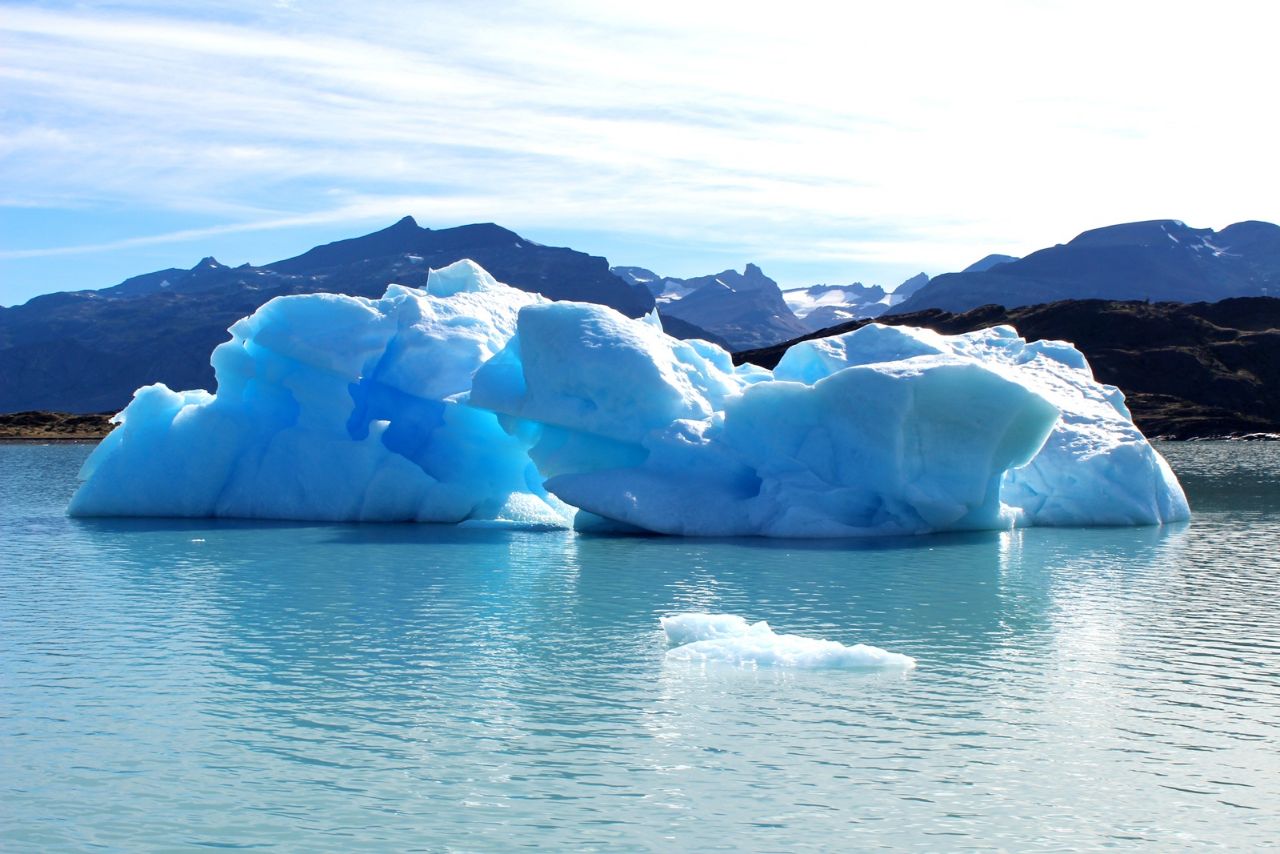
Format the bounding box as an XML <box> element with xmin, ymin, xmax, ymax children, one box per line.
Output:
<box><xmin>661</xmin><ymin>613</ymin><xmax>917</xmax><ymax>670</ymax></box>
<box><xmin>773</xmin><ymin>324</ymin><xmax>1191</xmax><ymax>527</ymax></box>
<box><xmin>69</xmin><ymin>261</ymin><xmax>570</xmax><ymax>526</ymax></box>
<box><xmin>70</xmin><ymin>259</ymin><xmax>1190</xmax><ymax>535</ymax></box>
<box><xmin>472</xmin><ymin>296</ymin><xmax>1189</xmax><ymax>535</ymax></box>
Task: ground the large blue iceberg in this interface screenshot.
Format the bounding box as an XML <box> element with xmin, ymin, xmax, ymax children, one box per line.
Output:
<box><xmin>70</xmin><ymin>260</ymin><xmax>1189</xmax><ymax>535</ymax></box>
<box><xmin>70</xmin><ymin>261</ymin><xmax>569</xmax><ymax>526</ymax></box>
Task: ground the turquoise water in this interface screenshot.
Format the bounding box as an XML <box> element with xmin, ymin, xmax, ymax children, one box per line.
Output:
<box><xmin>2</xmin><ymin>443</ymin><xmax>1279</xmax><ymax>850</ymax></box>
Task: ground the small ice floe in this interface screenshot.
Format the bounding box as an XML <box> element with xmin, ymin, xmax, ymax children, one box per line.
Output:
<box><xmin>660</xmin><ymin>613</ymin><xmax>916</xmax><ymax>670</ymax></box>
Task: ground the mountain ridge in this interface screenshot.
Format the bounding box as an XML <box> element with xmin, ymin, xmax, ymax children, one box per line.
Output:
<box><xmin>8</xmin><ymin>215</ymin><xmax>1280</xmax><ymax>419</ymax></box>
<box><xmin>892</xmin><ymin>219</ymin><xmax>1280</xmax><ymax>315</ymax></box>
<box><xmin>0</xmin><ymin>219</ymin><xmax>661</xmax><ymax>412</ymax></box>
<box><xmin>611</xmin><ymin>263</ymin><xmax>810</xmax><ymax>350</ymax></box>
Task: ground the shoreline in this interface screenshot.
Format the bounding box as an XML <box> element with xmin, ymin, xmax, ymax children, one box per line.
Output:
<box><xmin>2</xmin><ymin>431</ymin><xmax>1276</xmax><ymax>444</ymax></box>
<box><xmin>0</xmin><ymin>436</ymin><xmax>106</xmax><ymax>443</ymax></box>
<box><xmin>2</xmin><ymin>410</ymin><xmax>1277</xmax><ymax>444</ymax></box>
<box><xmin>0</xmin><ymin>411</ymin><xmax>115</xmax><ymax>442</ymax></box>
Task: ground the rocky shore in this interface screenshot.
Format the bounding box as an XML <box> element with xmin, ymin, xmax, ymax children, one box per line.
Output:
<box><xmin>0</xmin><ymin>411</ymin><xmax>114</xmax><ymax>441</ymax></box>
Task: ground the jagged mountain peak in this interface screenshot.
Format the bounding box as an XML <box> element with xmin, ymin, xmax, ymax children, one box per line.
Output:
<box><xmin>708</xmin><ymin>264</ymin><xmax>775</xmax><ymax>293</ymax></box>
<box><xmin>894</xmin><ymin>272</ymin><xmax>930</xmax><ymax>296</ymax></box>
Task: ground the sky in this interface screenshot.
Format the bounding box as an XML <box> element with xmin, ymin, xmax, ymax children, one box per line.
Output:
<box><xmin>3</xmin><ymin>0</ymin><xmax>1279</xmax><ymax>306</ymax></box>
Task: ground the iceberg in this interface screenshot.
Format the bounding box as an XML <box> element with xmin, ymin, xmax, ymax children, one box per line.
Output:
<box><xmin>69</xmin><ymin>261</ymin><xmax>570</xmax><ymax>526</ymax></box>
<box><xmin>661</xmin><ymin>613</ymin><xmax>917</xmax><ymax>670</ymax></box>
<box><xmin>472</xmin><ymin>300</ymin><xmax>1187</xmax><ymax>535</ymax></box>
<box><xmin>774</xmin><ymin>324</ymin><xmax>1190</xmax><ymax>526</ymax></box>
<box><xmin>70</xmin><ymin>259</ymin><xmax>1189</xmax><ymax>536</ymax></box>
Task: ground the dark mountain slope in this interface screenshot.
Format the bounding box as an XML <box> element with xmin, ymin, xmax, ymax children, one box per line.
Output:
<box><xmin>624</xmin><ymin>263</ymin><xmax>809</xmax><ymax>350</ymax></box>
<box><xmin>660</xmin><ymin>264</ymin><xmax>809</xmax><ymax>349</ymax></box>
<box><xmin>962</xmin><ymin>254</ymin><xmax>1018</xmax><ymax>273</ymax></box>
<box><xmin>893</xmin><ymin>220</ymin><xmax>1280</xmax><ymax>315</ymax></box>
<box><xmin>0</xmin><ymin>218</ymin><xmax>658</xmax><ymax>412</ymax></box>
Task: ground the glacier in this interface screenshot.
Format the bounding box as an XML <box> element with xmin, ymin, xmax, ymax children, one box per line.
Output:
<box><xmin>70</xmin><ymin>259</ymin><xmax>1190</xmax><ymax>536</ymax></box>
<box><xmin>661</xmin><ymin>613</ymin><xmax>917</xmax><ymax>670</ymax></box>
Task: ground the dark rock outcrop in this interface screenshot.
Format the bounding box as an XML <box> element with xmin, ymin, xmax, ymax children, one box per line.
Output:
<box><xmin>0</xmin><ymin>410</ymin><xmax>114</xmax><ymax>440</ymax></box>
<box><xmin>655</xmin><ymin>315</ymin><xmax>731</xmax><ymax>350</ymax></box>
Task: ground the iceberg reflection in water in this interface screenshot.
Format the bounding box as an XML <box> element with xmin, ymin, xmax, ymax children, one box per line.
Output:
<box><xmin>2</xmin><ymin>442</ymin><xmax>1278</xmax><ymax>849</ymax></box>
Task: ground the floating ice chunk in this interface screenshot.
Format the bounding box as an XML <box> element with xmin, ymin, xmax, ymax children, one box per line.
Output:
<box><xmin>660</xmin><ymin>613</ymin><xmax>756</xmax><ymax>646</ymax></box>
<box><xmin>481</xmin><ymin>304</ymin><xmax>1062</xmax><ymax>536</ymax></box>
<box><xmin>661</xmin><ymin>613</ymin><xmax>916</xmax><ymax>670</ymax></box>
<box><xmin>70</xmin><ymin>259</ymin><xmax>1189</xmax><ymax>536</ymax></box>
<box><xmin>70</xmin><ymin>261</ymin><xmax>570</xmax><ymax>526</ymax></box>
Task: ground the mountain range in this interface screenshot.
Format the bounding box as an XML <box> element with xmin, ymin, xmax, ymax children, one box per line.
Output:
<box><xmin>4</xmin><ymin>215</ymin><xmax>1280</xmax><ymax>417</ymax></box>
<box><xmin>0</xmin><ymin>218</ymin><xmax>657</xmax><ymax>412</ymax></box>
<box><xmin>612</xmin><ymin>263</ymin><xmax>810</xmax><ymax>350</ymax></box>
<box><xmin>781</xmin><ymin>273</ymin><xmax>930</xmax><ymax>331</ymax></box>
<box><xmin>892</xmin><ymin>220</ymin><xmax>1280</xmax><ymax>315</ymax></box>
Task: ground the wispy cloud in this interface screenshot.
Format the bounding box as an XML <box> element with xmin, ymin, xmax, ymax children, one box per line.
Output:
<box><xmin>2</xmin><ymin>0</ymin><xmax>1279</xmax><ymax>294</ymax></box>
<box><xmin>0</xmin><ymin>200</ymin><xmax>421</xmax><ymax>259</ymax></box>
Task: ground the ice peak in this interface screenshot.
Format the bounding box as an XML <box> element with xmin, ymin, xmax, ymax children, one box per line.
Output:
<box><xmin>426</xmin><ymin>258</ymin><xmax>501</xmax><ymax>296</ymax></box>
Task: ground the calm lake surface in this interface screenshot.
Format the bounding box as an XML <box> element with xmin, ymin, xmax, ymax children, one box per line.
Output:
<box><xmin>2</xmin><ymin>442</ymin><xmax>1278</xmax><ymax>851</ymax></box>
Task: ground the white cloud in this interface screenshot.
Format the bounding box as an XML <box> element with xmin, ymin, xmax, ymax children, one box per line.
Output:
<box><xmin>0</xmin><ymin>200</ymin><xmax>416</xmax><ymax>259</ymax></box>
<box><xmin>2</xmin><ymin>0</ymin><xmax>1278</xmax><ymax>279</ymax></box>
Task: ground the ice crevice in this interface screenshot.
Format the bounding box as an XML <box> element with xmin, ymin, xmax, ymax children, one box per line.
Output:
<box><xmin>69</xmin><ymin>259</ymin><xmax>1190</xmax><ymax>535</ymax></box>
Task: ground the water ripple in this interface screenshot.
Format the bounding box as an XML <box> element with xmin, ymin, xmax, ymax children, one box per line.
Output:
<box><xmin>2</xmin><ymin>442</ymin><xmax>1279</xmax><ymax>849</ymax></box>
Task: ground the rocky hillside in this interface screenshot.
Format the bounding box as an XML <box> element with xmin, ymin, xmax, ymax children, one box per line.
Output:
<box><xmin>0</xmin><ymin>411</ymin><xmax>114</xmax><ymax>440</ymax></box>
